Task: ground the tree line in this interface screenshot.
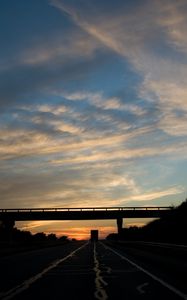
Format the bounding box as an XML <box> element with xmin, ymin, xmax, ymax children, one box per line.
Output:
<box><xmin>0</xmin><ymin>225</ymin><xmax>69</xmax><ymax>244</ymax></box>
<box><xmin>107</xmin><ymin>199</ymin><xmax>187</xmax><ymax>245</ymax></box>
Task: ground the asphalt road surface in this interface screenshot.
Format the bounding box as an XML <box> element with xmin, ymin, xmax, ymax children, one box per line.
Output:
<box><xmin>0</xmin><ymin>241</ymin><xmax>187</xmax><ymax>300</ymax></box>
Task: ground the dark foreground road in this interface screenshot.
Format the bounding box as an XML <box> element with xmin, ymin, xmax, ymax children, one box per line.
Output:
<box><xmin>0</xmin><ymin>241</ymin><xmax>187</xmax><ymax>300</ymax></box>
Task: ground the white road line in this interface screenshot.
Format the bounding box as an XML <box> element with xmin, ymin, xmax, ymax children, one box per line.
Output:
<box><xmin>0</xmin><ymin>242</ymin><xmax>88</xmax><ymax>300</ymax></box>
<box><xmin>101</xmin><ymin>242</ymin><xmax>187</xmax><ymax>300</ymax></box>
<box><xmin>119</xmin><ymin>241</ymin><xmax>187</xmax><ymax>249</ymax></box>
<box><xmin>136</xmin><ymin>282</ymin><xmax>149</xmax><ymax>294</ymax></box>
<box><xmin>93</xmin><ymin>243</ymin><xmax>108</xmax><ymax>300</ymax></box>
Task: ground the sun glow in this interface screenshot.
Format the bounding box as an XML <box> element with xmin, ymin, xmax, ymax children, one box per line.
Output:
<box><xmin>16</xmin><ymin>220</ymin><xmax>118</xmax><ymax>240</ymax></box>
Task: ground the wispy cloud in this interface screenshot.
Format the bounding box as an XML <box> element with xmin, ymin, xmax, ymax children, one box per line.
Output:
<box><xmin>127</xmin><ymin>186</ymin><xmax>184</xmax><ymax>202</ymax></box>
<box><xmin>155</xmin><ymin>0</ymin><xmax>187</xmax><ymax>53</ymax></box>
<box><xmin>20</xmin><ymin>31</ymin><xmax>100</xmax><ymax>66</ymax></box>
<box><xmin>51</xmin><ymin>0</ymin><xmax>187</xmax><ymax>139</ymax></box>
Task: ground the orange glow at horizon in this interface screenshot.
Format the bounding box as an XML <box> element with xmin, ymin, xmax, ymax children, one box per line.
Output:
<box><xmin>16</xmin><ymin>218</ymin><xmax>150</xmax><ymax>240</ymax></box>
<box><xmin>29</xmin><ymin>226</ymin><xmax>117</xmax><ymax>240</ymax></box>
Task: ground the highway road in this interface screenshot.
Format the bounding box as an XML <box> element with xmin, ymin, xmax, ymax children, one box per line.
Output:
<box><xmin>0</xmin><ymin>240</ymin><xmax>187</xmax><ymax>300</ymax></box>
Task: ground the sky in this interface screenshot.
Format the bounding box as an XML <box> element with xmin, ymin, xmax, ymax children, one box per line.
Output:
<box><xmin>0</xmin><ymin>0</ymin><xmax>187</xmax><ymax>239</ymax></box>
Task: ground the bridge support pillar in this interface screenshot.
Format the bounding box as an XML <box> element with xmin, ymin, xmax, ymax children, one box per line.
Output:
<box><xmin>0</xmin><ymin>219</ymin><xmax>15</xmax><ymax>244</ymax></box>
<box><xmin>117</xmin><ymin>218</ymin><xmax>123</xmax><ymax>235</ymax></box>
<box><xmin>0</xmin><ymin>219</ymin><xmax>15</xmax><ymax>230</ymax></box>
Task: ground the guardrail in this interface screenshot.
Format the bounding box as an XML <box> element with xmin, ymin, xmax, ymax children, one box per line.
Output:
<box><xmin>0</xmin><ymin>207</ymin><xmax>172</xmax><ymax>213</ymax></box>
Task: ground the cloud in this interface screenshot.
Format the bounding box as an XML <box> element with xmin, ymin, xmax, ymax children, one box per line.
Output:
<box><xmin>20</xmin><ymin>31</ymin><xmax>100</xmax><ymax>66</ymax></box>
<box><xmin>141</xmin><ymin>78</ymin><xmax>187</xmax><ymax>111</ymax></box>
<box><xmin>127</xmin><ymin>186</ymin><xmax>184</xmax><ymax>202</ymax></box>
<box><xmin>0</xmin><ymin>159</ymin><xmax>139</xmax><ymax>209</ymax></box>
<box><xmin>1</xmin><ymin>0</ymin><xmax>187</xmax><ymax>218</ymax></box>
<box><xmin>50</xmin><ymin>0</ymin><xmax>146</xmax><ymax>59</ymax></box>
<box><xmin>0</xmin><ymin>28</ymin><xmax>110</xmax><ymax>109</ymax></box>
<box><xmin>1</xmin><ymin>97</ymin><xmax>187</xmax><ymax>165</ymax></box>
<box><xmin>159</xmin><ymin>111</ymin><xmax>187</xmax><ymax>136</ymax></box>
<box><xmin>155</xmin><ymin>0</ymin><xmax>187</xmax><ymax>53</ymax></box>
<box><xmin>0</xmin><ymin>56</ymin><xmax>106</xmax><ymax>108</ymax></box>
<box><xmin>50</xmin><ymin>141</ymin><xmax>187</xmax><ymax>167</ymax></box>
<box><xmin>0</xmin><ymin>125</ymin><xmax>155</xmax><ymax>162</ymax></box>
<box><xmin>51</xmin><ymin>89</ymin><xmax>146</xmax><ymax>115</ymax></box>
<box><xmin>140</xmin><ymin>78</ymin><xmax>187</xmax><ymax>136</ymax></box>
<box><xmin>51</xmin><ymin>0</ymin><xmax>187</xmax><ymax>139</ymax></box>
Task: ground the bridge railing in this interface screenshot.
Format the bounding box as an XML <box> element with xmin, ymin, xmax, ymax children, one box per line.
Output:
<box><xmin>0</xmin><ymin>207</ymin><xmax>173</xmax><ymax>213</ymax></box>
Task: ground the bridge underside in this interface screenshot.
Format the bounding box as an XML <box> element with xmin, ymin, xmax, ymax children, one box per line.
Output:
<box><xmin>0</xmin><ymin>210</ymin><xmax>172</xmax><ymax>221</ymax></box>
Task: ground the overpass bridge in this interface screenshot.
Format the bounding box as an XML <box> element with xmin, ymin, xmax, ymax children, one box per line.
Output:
<box><xmin>0</xmin><ymin>206</ymin><xmax>174</xmax><ymax>234</ymax></box>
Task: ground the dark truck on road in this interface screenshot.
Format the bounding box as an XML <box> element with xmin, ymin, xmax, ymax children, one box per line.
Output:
<box><xmin>90</xmin><ymin>230</ymin><xmax>98</xmax><ymax>241</ymax></box>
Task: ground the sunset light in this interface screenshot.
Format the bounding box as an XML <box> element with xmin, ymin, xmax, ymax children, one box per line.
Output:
<box><xmin>0</xmin><ymin>0</ymin><xmax>187</xmax><ymax>238</ymax></box>
<box><xmin>1</xmin><ymin>2</ymin><xmax>187</xmax><ymax>299</ymax></box>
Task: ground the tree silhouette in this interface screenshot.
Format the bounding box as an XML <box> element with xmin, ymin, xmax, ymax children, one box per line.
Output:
<box><xmin>106</xmin><ymin>199</ymin><xmax>187</xmax><ymax>245</ymax></box>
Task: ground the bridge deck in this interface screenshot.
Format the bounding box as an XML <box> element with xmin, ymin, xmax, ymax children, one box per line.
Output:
<box><xmin>0</xmin><ymin>207</ymin><xmax>173</xmax><ymax>221</ymax></box>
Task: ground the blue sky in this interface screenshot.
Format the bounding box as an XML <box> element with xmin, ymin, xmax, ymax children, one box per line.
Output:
<box><xmin>1</xmin><ymin>0</ymin><xmax>187</xmax><ymax>238</ymax></box>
